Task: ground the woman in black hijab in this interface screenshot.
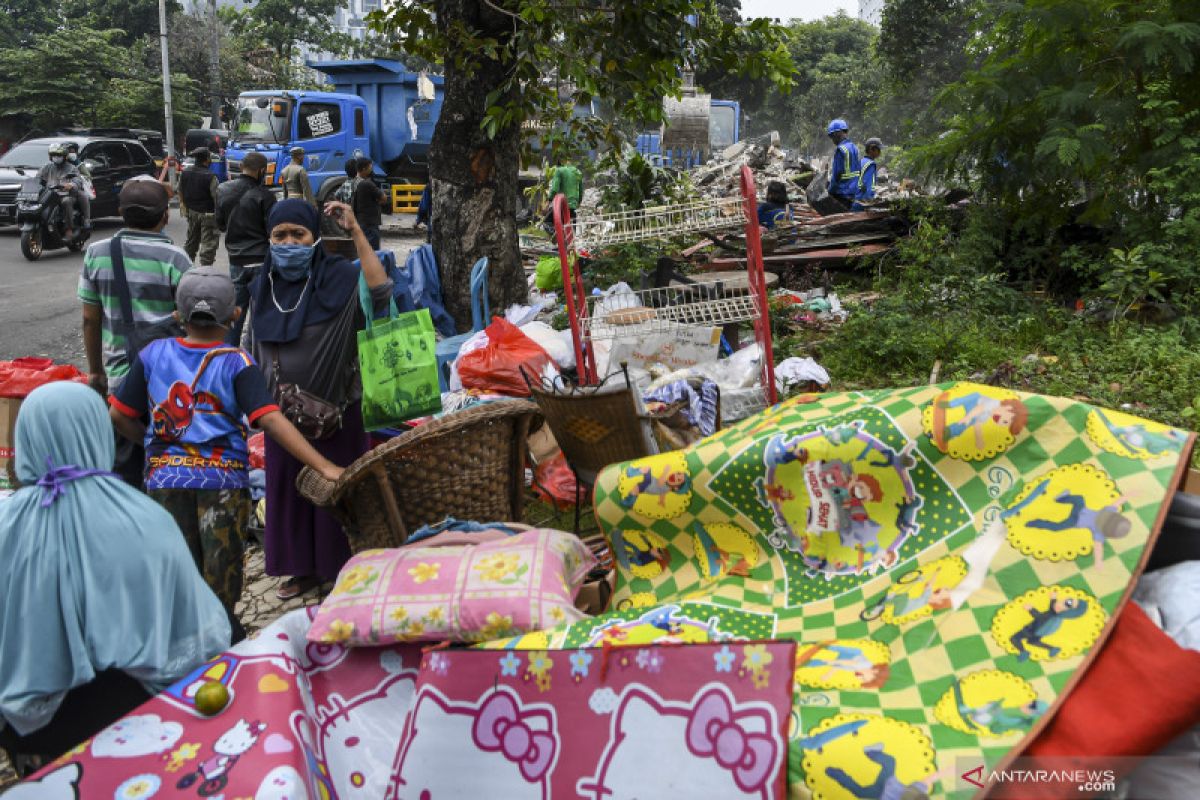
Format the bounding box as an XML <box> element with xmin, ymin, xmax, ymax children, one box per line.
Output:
<box><xmin>250</xmin><ymin>199</ymin><xmax>392</xmax><ymax>599</ymax></box>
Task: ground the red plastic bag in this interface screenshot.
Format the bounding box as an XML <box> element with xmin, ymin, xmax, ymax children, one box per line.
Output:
<box><xmin>457</xmin><ymin>318</ymin><xmax>553</xmax><ymax>397</ymax></box>
<box><xmin>533</xmin><ymin>452</ymin><xmax>579</xmax><ymax>507</ymax></box>
<box><xmin>0</xmin><ymin>358</ymin><xmax>87</xmax><ymax>399</ymax></box>
<box><xmin>248</xmin><ymin>432</ymin><xmax>266</xmax><ymax>470</ymax></box>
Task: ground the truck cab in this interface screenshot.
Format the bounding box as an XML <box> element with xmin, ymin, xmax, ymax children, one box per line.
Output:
<box><xmin>226</xmin><ymin>90</ymin><xmax>370</xmax><ymax>197</ymax></box>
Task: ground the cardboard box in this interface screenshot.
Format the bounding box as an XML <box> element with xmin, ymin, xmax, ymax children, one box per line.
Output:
<box><xmin>1185</xmin><ymin>468</ymin><xmax>1200</xmax><ymax>495</ymax></box>
<box><xmin>0</xmin><ymin>396</ymin><xmax>20</xmax><ymax>490</ymax></box>
<box><xmin>574</xmin><ymin>570</ymin><xmax>616</xmax><ymax>616</ymax></box>
<box><xmin>608</xmin><ymin>325</ymin><xmax>722</xmax><ymax>372</ymax></box>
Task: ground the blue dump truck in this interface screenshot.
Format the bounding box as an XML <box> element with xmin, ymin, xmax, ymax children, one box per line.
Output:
<box><xmin>225</xmin><ymin>57</ymin><xmax>740</xmax><ymax>214</ymax></box>
<box><xmin>225</xmin><ymin>59</ymin><xmax>444</xmax><ymax>208</ymax></box>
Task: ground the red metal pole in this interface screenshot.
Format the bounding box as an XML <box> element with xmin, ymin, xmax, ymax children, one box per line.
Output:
<box><xmin>553</xmin><ymin>193</ymin><xmax>595</xmax><ymax>383</ymax></box>
<box><xmin>740</xmin><ymin>165</ymin><xmax>777</xmax><ymax>404</ymax></box>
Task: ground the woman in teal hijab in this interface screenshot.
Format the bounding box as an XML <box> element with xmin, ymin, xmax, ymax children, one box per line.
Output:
<box><xmin>0</xmin><ymin>382</ymin><xmax>230</xmax><ymax>762</ymax></box>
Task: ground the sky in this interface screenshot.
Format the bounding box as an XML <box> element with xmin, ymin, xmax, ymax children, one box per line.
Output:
<box><xmin>740</xmin><ymin>0</ymin><xmax>858</xmax><ymax>22</ymax></box>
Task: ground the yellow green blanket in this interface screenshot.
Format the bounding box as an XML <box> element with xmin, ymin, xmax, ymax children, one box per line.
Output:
<box><xmin>494</xmin><ymin>383</ymin><xmax>1194</xmax><ymax>798</ymax></box>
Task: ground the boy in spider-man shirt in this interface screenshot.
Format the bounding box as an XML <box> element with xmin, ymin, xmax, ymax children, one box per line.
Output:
<box><xmin>109</xmin><ymin>267</ymin><xmax>343</xmax><ymax>613</ymax></box>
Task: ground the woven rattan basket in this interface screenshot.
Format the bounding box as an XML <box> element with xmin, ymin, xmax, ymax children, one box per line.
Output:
<box><xmin>296</xmin><ymin>400</ymin><xmax>540</xmax><ymax>553</ymax></box>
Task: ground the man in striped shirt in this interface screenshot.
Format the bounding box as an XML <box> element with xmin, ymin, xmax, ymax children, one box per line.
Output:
<box><xmin>79</xmin><ymin>180</ymin><xmax>192</xmax><ymax>484</ymax></box>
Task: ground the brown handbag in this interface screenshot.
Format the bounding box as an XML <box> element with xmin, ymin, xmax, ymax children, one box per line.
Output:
<box><xmin>271</xmin><ymin>348</ymin><xmax>345</xmax><ymax>440</ymax></box>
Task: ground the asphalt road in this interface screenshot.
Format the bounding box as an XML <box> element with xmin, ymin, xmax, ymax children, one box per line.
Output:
<box><xmin>0</xmin><ymin>211</ymin><xmax>419</xmax><ymax>368</ymax></box>
<box><xmin>0</xmin><ymin>213</ymin><xmax>204</xmax><ymax>367</ymax></box>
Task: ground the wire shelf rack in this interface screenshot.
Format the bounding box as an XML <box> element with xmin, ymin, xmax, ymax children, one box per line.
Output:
<box><xmin>552</xmin><ymin>165</ymin><xmax>777</xmax><ymax>404</ymax></box>
<box><xmin>572</xmin><ymin>196</ymin><xmax>747</xmax><ymax>251</ymax></box>
<box><xmin>582</xmin><ymin>278</ymin><xmax>763</xmax><ymax>341</ymax></box>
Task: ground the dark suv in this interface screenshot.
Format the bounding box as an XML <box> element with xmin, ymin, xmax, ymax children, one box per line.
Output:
<box><xmin>0</xmin><ymin>136</ymin><xmax>157</xmax><ymax>225</ymax></box>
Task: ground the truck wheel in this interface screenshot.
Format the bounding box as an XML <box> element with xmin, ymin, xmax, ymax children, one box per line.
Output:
<box><xmin>20</xmin><ymin>229</ymin><xmax>42</xmax><ymax>261</ymax></box>
<box><xmin>317</xmin><ymin>176</ymin><xmax>347</xmax><ymax>205</ymax></box>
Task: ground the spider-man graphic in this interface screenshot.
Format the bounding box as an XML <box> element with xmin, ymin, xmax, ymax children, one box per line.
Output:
<box><xmin>150</xmin><ymin>347</ymin><xmax>239</xmax><ymax>441</ymax></box>
<box><xmin>152</xmin><ymin>381</ymin><xmax>225</xmax><ymax>441</ymax></box>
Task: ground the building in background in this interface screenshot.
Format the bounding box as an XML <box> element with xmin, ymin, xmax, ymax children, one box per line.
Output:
<box><xmin>859</xmin><ymin>0</ymin><xmax>885</xmax><ymax>26</ymax></box>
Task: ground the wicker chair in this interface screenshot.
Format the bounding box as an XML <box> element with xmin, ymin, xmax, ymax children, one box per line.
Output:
<box><xmin>522</xmin><ymin>365</ymin><xmax>659</xmax><ymax>532</ymax></box>
<box><xmin>296</xmin><ymin>400</ymin><xmax>540</xmax><ymax>553</ymax></box>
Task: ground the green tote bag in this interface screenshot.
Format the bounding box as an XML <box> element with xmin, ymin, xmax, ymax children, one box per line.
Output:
<box><xmin>357</xmin><ymin>276</ymin><xmax>442</xmax><ymax>430</ymax></box>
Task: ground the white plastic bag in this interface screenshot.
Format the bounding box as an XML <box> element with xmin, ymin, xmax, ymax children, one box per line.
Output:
<box><xmin>520</xmin><ymin>321</ymin><xmax>575</xmax><ymax>369</ymax></box>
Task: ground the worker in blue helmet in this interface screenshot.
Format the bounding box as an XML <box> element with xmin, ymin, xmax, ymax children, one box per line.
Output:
<box><xmin>852</xmin><ymin>138</ymin><xmax>883</xmax><ymax>211</ymax></box>
<box><xmin>826</xmin><ymin>119</ymin><xmax>861</xmax><ymax>210</ymax></box>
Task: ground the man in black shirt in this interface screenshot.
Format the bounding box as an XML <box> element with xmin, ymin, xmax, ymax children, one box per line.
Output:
<box><xmin>216</xmin><ymin>151</ymin><xmax>276</xmax><ymax>344</ymax></box>
<box><xmin>179</xmin><ymin>147</ymin><xmax>220</xmax><ymax>266</ymax></box>
<box><xmin>351</xmin><ymin>157</ymin><xmax>386</xmax><ymax>250</ymax></box>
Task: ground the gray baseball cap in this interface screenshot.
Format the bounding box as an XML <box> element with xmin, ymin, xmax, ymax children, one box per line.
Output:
<box><xmin>176</xmin><ymin>267</ymin><xmax>236</xmax><ymax>325</ymax></box>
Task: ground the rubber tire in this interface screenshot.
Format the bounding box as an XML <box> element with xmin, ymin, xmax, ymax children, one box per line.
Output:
<box><xmin>19</xmin><ymin>228</ymin><xmax>42</xmax><ymax>261</ymax></box>
<box><xmin>317</xmin><ymin>175</ymin><xmax>347</xmax><ymax>205</ymax></box>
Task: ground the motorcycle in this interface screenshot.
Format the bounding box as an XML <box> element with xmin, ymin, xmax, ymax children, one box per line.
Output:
<box><xmin>15</xmin><ymin>176</ymin><xmax>90</xmax><ymax>261</ymax></box>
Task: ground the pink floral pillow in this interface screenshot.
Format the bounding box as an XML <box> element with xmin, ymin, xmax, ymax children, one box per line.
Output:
<box><xmin>308</xmin><ymin>528</ymin><xmax>598</xmax><ymax>645</ymax></box>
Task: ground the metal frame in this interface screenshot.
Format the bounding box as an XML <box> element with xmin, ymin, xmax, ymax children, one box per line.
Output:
<box><xmin>554</xmin><ymin>164</ymin><xmax>777</xmax><ymax>403</ymax></box>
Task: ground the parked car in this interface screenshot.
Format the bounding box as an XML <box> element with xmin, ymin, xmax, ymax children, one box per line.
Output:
<box><xmin>59</xmin><ymin>127</ymin><xmax>166</xmax><ymax>170</ymax></box>
<box><xmin>183</xmin><ymin>128</ymin><xmax>229</xmax><ymax>181</ymax></box>
<box><xmin>0</xmin><ymin>136</ymin><xmax>157</xmax><ymax>226</ymax></box>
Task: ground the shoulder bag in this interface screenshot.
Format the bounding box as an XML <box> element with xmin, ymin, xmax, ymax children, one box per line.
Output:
<box><xmin>110</xmin><ymin>236</ymin><xmax>184</xmax><ymax>365</ymax></box>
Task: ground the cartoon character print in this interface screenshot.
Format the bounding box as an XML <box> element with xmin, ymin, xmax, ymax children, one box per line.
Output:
<box><xmin>799</xmin><ymin>713</ymin><xmax>938</xmax><ymax>800</ymax></box>
<box><xmin>1086</xmin><ymin>407</ymin><xmax>1187</xmax><ymax>460</ymax></box>
<box><xmin>794</xmin><ymin>639</ymin><xmax>891</xmax><ymax>691</ymax></box>
<box><xmin>91</xmin><ymin>713</ymin><xmax>184</xmax><ymax>758</ymax></box>
<box><xmin>2</xmin><ymin>763</ymin><xmax>81</xmax><ymax>800</ymax></box>
<box><xmin>991</xmin><ymin>585</ymin><xmax>1107</xmax><ymax>663</ymax></box>
<box><xmin>933</xmin><ymin>670</ymin><xmax>1047</xmax><ymax>738</ymax></box>
<box><xmin>585</xmin><ymin>604</ymin><xmax>728</xmax><ymax>647</ymax></box>
<box><xmin>391</xmin><ymin>685</ymin><xmax>559</xmax><ymax>800</ymax></box>
<box><xmin>162</xmin><ymin>655</ymin><xmax>239</xmax><ymax>716</ymax></box>
<box><xmin>150</xmin><ymin>346</ymin><xmax>243</xmax><ymax>441</ymax></box>
<box><xmin>616</xmin><ymin>452</ymin><xmax>693</xmax><ymax>520</ymax></box>
<box><xmin>692</xmin><ymin>521</ymin><xmax>760</xmax><ymax>581</ymax></box>
<box><xmin>153</xmin><ymin>381</ymin><xmax>226</xmax><ymax>441</ymax></box>
<box><xmin>314</xmin><ymin>666</ymin><xmax>417</xmax><ymax>798</ymax></box>
<box><xmin>860</xmin><ymin>556</ymin><xmax>968</xmax><ymax>626</ymax></box>
<box><xmin>475</xmin><ymin>630</ymin><xmax>555</xmax><ymax>651</ymax></box>
<box><xmin>608</xmin><ymin>528</ymin><xmax>672</xmax><ymax>579</ymax></box>
<box><xmin>578</xmin><ymin>684</ymin><xmax>785</xmax><ymax>799</ymax></box>
<box><xmin>923</xmin><ymin>383</ymin><xmax>1029</xmax><ymax>461</ymax></box>
<box><xmin>757</xmin><ymin>420</ymin><xmax>923</xmax><ymax>577</ymax></box>
<box><xmin>255</xmin><ymin>765</ymin><xmax>310</xmax><ymax>800</ymax></box>
<box><xmin>176</xmin><ymin>718</ymin><xmax>267</xmax><ymax>797</ymax></box>
<box><xmin>1001</xmin><ymin>464</ymin><xmax>1131</xmax><ymax>566</ymax></box>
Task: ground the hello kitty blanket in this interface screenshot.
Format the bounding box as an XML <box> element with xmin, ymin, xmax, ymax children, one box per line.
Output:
<box><xmin>14</xmin><ymin>607</ymin><xmax>798</xmax><ymax>800</ymax></box>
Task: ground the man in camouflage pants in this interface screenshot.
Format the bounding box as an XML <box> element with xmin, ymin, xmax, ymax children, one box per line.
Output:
<box><xmin>149</xmin><ymin>488</ymin><xmax>248</xmax><ymax>612</ymax></box>
<box><xmin>179</xmin><ymin>147</ymin><xmax>220</xmax><ymax>266</ymax></box>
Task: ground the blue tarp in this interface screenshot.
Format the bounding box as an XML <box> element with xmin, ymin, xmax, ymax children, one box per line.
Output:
<box><xmin>398</xmin><ymin>244</ymin><xmax>457</xmax><ymax>337</ymax></box>
<box><xmin>358</xmin><ymin>247</ymin><xmax>456</xmax><ymax>337</ymax></box>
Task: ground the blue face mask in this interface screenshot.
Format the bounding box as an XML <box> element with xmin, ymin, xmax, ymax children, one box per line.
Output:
<box><xmin>270</xmin><ymin>239</ymin><xmax>320</xmax><ymax>280</ymax></box>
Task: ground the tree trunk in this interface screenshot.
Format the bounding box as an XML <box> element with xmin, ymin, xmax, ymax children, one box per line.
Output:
<box><xmin>431</xmin><ymin>0</ymin><xmax>527</xmax><ymax>332</ymax></box>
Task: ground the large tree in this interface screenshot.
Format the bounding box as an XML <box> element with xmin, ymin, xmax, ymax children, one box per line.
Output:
<box><xmin>876</xmin><ymin>0</ymin><xmax>979</xmax><ymax>142</ymax></box>
<box><xmin>370</xmin><ymin>0</ymin><xmax>792</xmax><ymax>328</ymax></box>
<box><xmin>745</xmin><ymin>14</ymin><xmax>881</xmax><ymax>153</ymax></box>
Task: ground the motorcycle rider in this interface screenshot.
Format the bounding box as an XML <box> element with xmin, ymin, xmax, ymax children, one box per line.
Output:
<box><xmin>65</xmin><ymin>143</ymin><xmax>93</xmax><ymax>231</ymax></box>
<box><xmin>37</xmin><ymin>143</ymin><xmax>89</xmax><ymax>237</ymax></box>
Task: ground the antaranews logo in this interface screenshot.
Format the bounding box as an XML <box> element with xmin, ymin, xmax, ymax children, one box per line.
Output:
<box><xmin>958</xmin><ymin>759</ymin><xmax>1117</xmax><ymax>795</ymax></box>
<box><xmin>961</xmin><ymin>765</ymin><xmax>985</xmax><ymax>789</ymax></box>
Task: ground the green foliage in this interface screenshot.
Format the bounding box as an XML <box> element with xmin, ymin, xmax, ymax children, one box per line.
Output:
<box><xmin>231</xmin><ymin>0</ymin><xmax>358</xmax><ymax>63</ymax></box>
<box><xmin>749</xmin><ymin>14</ymin><xmax>883</xmax><ymax>152</ymax></box>
<box><xmin>598</xmin><ymin>151</ymin><xmax>695</xmax><ymax>212</ymax></box>
<box><xmin>63</xmin><ymin>0</ymin><xmax>180</xmax><ymax>47</ymax></box>
<box><xmin>876</xmin><ymin>0</ymin><xmax>978</xmax><ymax>142</ymax></box>
<box><xmin>0</xmin><ymin>24</ymin><xmax>128</xmax><ymax>130</ymax></box>
<box><xmin>0</xmin><ymin>0</ymin><xmax>61</xmax><ymax>48</ymax></box>
<box><xmin>370</xmin><ymin>0</ymin><xmax>793</xmax><ymax>161</ymax></box>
